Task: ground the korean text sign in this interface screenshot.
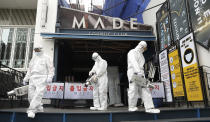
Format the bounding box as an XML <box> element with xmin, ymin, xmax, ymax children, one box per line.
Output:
<box><xmin>64</xmin><ymin>83</ymin><xmax>93</xmax><ymax>99</ymax></box>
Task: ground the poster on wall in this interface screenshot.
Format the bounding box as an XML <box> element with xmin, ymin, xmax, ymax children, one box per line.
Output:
<box><xmin>64</xmin><ymin>83</ymin><xmax>93</xmax><ymax>99</ymax></box>
<box><xmin>188</xmin><ymin>0</ymin><xmax>210</xmax><ymax>48</ymax></box>
<box><xmin>159</xmin><ymin>49</ymin><xmax>173</xmax><ymax>102</ymax></box>
<box><xmin>156</xmin><ymin>2</ymin><xmax>172</xmax><ymax>51</ymax></box>
<box><xmin>168</xmin><ymin>45</ymin><xmax>185</xmax><ymax>97</ymax></box>
<box><xmin>180</xmin><ymin>33</ymin><xmax>203</xmax><ymax>101</ymax></box>
<box><xmin>169</xmin><ymin>0</ymin><xmax>190</xmax><ymax>41</ymax></box>
<box><xmin>43</xmin><ymin>83</ymin><xmax>64</xmax><ymax>99</ymax></box>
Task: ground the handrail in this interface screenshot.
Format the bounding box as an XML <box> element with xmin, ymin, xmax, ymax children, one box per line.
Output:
<box><xmin>0</xmin><ymin>63</ymin><xmax>25</xmax><ymax>98</ymax></box>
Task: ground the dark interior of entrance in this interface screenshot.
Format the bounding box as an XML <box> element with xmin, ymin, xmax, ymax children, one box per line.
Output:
<box><xmin>55</xmin><ymin>39</ymin><xmax>156</xmax><ymax>104</ymax></box>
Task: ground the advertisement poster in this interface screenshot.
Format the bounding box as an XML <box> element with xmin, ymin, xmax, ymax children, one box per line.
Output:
<box><xmin>168</xmin><ymin>45</ymin><xmax>185</xmax><ymax>97</ymax></box>
<box><xmin>188</xmin><ymin>0</ymin><xmax>210</xmax><ymax>48</ymax></box>
<box><xmin>180</xmin><ymin>33</ymin><xmax>203</xmax><ymax>101</ymax></box>
<box><xmin>151</xmin><ymin>82</ymin><xmax>165</xmax><ymax>98</ymax></box>
<box><xmin>169</xmin><ymin>0</ymin><xmax>190</xmax><ymax>41</ymax></box>
<box><xmin>43</xmin><ymin>83</ymin><xmax>64</xmax><ymax>99</ymax></box>
<box><xmin>159</xmin><ymin>49</ymin><xmax>173</xmax><ymax>102</ymax></box>
<box><xmin>64</xmin><ymin>83</ymin><xmax>93</xmax><ymax>99</ymax></box>
<box><xmin>156</xmin><ymin>2</ymin><xmax>172</xmax><ymax>51</ymax></box>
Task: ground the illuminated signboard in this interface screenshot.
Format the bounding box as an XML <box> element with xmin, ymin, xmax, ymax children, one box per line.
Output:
<box><xmin>188</xmin><ymin>0</ymin><xmax>210</xmax><ymax>48</ymax></box>
<box><xmin>169</xmin><ymin>0</ymin><xmax>190</xmax><ymax>41</ymax></box>
<box><xmin>156</xmin><ymin>2</ymin><xmax>172</xmax><ymax>51</ymax></box>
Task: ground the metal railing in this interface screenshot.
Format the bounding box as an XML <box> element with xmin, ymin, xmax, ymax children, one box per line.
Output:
<box><xmin>0</xmin><ymin>63</ymin><xmax>25</xmax><ymax>98</ymax></box>
<box><xmin>200</xmin><ymin>65</ymin><xmax>210</xmax><ymax>107</ymax></box>
<box><xmin>201</xmin><ymin>66</ymin><xmax>210</xmax><ymax>88</ymax></box>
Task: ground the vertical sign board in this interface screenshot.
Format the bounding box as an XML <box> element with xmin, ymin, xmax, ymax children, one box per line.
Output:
<box><xmin>180</xmin><ymin>33</ymin><xmax>203</xmax><ymax>101</ymax></box>
<box><xmin>188</xmin><ymin>0</ymin><xmax>210</xmax><ymax>48</ymax></box>
<box><xmin>159</xmin><ymin>49</ymin><xmax>173</xmax><ymax>102</ymax></box>
<box><xmin>168</xmin><ymin>45</ymin><xmax>185</xmax><ymax>97</ymax></box>
<box><xmin>169</xmin><ymin>0</ymin><xmax>190</xmax><ymax>41</ymax></box>
<box><xmin>156</xmin><ymin>2</ymin><xmax>172</xmax><ymax>51</ymax></box>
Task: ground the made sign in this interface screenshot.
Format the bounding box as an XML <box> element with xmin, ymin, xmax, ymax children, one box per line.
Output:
<box><xmin>60</xmin><ymin>7</ymin><xmax>153</xmax><ymax>31</ymax></box>
<box><xmin>180</xmin><ymin>33</ymin><xmax>203</xmax><ymax>101</ymax></box>
<box><xmin>168</xmin><ymin>45</ymin><xmax>185</xmax><ymax>97</ymax></box>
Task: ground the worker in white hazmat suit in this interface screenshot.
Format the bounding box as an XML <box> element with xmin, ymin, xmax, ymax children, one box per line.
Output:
<box><xmin>23</xmin><ymin>45</ymin><xmax>54</xmax><ymax>118</ymax></box>
<box><xmin>127</xmin><ymin>41</ymin><xmax>160</xmax><ymax>113</ymax></box>
<box><xmin>89</xmin><ymin>52</ymin><xmax>108</xmax><ymax>111</ymax></box>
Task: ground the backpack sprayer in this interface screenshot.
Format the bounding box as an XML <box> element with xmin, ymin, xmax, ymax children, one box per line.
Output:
<box><xmin>84</xmin><ymin>73</ymin><xmax>98</xmax><ymax>87</ymax></box>
<box><xmin>7</xmin><ymin>85</ymin><xmax>29</xmax><ymax>96</ymax></box>
<box><xmin>131</xmin><ymin>73</ymin><xmax>155</xmax><ymax>89</ymax></box>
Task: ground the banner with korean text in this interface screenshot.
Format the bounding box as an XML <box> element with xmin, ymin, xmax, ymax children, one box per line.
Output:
<box><xmin>64</xmin><ymin>83</ymin><xmax>93</xmax><ymax>99</ymax></box>
<box><xmin>151</xmin><ymin>82</ymin><xmax>165</xmax><ymax>98</ymax></box>
<box><xmin>43</xmin><ymin>83</ymin><xmax>64</xmax><ymax>99</ymax></box>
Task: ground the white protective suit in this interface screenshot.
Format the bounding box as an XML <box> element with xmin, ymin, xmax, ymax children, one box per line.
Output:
<box><xmin>89</xmin><ymin>52</ymin><xmax>108</xmax><ymax>110</ymax></box>
<box><xmin>127</xmin><ymin>41</ymin><xmax>160</xmax><ymax>113</ymax></box>
<box><xmin>23</xmin><ymin>46</ymin><xmax>54</xmax><ymax>118</ymax></box>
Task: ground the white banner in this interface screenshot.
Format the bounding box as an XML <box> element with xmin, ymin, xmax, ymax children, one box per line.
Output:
<box><xmin>151</xmin><ymin>82</ymin><xmax>165</xmax><ymax>98</ymax></box>
<box><xmin>43</xmin><ymin>83</ymin><xmax>64</xmax><ymax>99</ymax></box>
<box><xmin>159</xmin><ymin>50</ymin><xmax>173</xmax><ymax>102</ymax></box>
<box><xmin>64</xmin><ymin>83</ymin><xmax>93</xmax><ymax>99</ymax></box>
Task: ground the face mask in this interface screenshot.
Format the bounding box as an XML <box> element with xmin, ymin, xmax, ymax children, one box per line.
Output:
<box><xmin>137</xmin><ymin>45</ymin><xmax>146</xmax><ymax>53</ymax></box>
<box><xmin>95</xmin><ymin>56</ymin><xmax>101</xmax><ymax>62</ymax></box>
<box><xmin>92</xmin><ymin>55</ymin><xmax>98</xmax><ymax>61</ymax></box>
<box><xmin>34</xmin><ymin>51</ymin><xmax>43</xmax><ymax>56</ymax></box>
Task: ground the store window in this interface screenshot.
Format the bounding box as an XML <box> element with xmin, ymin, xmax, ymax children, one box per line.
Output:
<box><xmin>28</xmin><ymin>29</ymin><xmax>35</xmax><ymax>62</ymax></box>
<box><xmin>0</xmin><ymin>27</ymin><xmax>34</xmax><ymax>68</ymax></box>
<box><xmin>13</xmin><ymin>28</ymin><xmax>28</xmax><ymax>68</ymax></box>
<box><xmin>0</xmin><ymin>28</ymin><xmax>14</xmax><ymax>66</ymax></box>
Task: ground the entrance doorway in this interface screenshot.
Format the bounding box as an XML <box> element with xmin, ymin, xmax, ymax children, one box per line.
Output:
<box><xmin>55</xmin><ymin>39</ymin><xmax>156</xmax><ymax>105</ymax></box>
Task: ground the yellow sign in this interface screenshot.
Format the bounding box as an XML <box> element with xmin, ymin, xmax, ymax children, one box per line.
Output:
<box><xmin>169</xmin><ymin>48</ymin><xmax>185</xmax><ymax>97</ymax></box>
<box><xmin>183</xmin><ymin>63</ymin><xmax>203</xmax><ymax>101</ymax></box>
<box><xmin>180</xmin><ymin>33</ymin><xmax>203</xmax><ymax>101</ymax></box>
<box><xmin>184</xmin><ymin>63</ymin><xmax>203</xmax><ymax>101</ymax></box>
